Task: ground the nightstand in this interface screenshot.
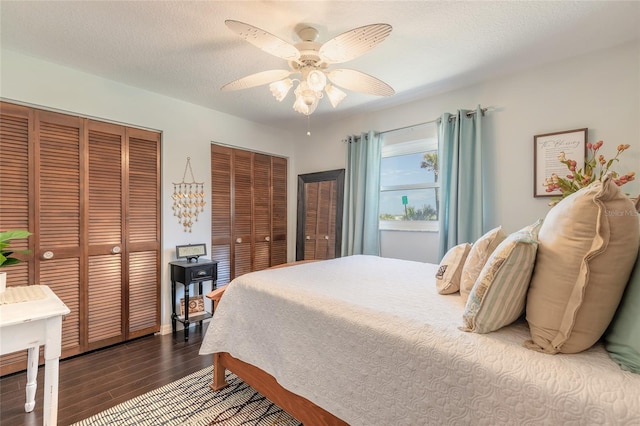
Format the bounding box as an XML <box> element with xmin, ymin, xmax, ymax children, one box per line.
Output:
<box><xmin>169</xmin><ymin>259</ymin><xmax>218</xmax><ymax>341</ymax></box>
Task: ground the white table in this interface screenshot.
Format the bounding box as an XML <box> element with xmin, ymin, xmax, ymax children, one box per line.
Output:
<box><xmin>0</xmin><ymin>285</ymin><xmax>70</xmax><ymax>426</ymax></box>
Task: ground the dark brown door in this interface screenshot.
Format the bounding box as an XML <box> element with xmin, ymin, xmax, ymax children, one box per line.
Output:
<box><xmin>296</xmin><ymin>169</ymin><xmax>344</xmax><ymax>261</ymax></box>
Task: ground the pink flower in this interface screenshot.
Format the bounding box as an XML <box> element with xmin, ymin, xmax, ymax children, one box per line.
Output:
<box><xmin>544</xmin><ymin>140</ymin><xmax>634</xmax><ymax>207</ymax></box>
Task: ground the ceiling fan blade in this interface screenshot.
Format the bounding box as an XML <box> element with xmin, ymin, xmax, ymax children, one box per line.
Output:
<box><xmin>327</xmin><ymin>69</ymin><xmax>395</xmax><ymax>96</ymax></box>
<box><xmin>221</xmin><ymin>70</ymin><xmax>291</xmax><ymax>91</ymax></box>
<box><xmin>225</xmin><ymin>20</ymin><xmax>300</xmax><ymax>62</ymax></box>
<box><xmin>319</xmin><ymin>23</ymin><xmax>392</xmax><ymax>64</ymax></box>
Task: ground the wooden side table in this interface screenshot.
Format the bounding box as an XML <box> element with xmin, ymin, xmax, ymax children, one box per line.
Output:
<box><xmin>169</xmin><ymin>259</ymin><xmax>217</xmax><ymax>341</ymax></box>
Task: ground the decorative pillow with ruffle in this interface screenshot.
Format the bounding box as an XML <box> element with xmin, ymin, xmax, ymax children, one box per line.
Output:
<box><xmin>525</xmin><ymin>177</ymin><xmax>639</xmax><ymax>354</ymax></box>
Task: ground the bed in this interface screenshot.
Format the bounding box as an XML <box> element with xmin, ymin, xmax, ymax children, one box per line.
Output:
<box><xmin>199</xmin><ymin>255</ymin><xmax>640</xmax><ymax>425</ymax></box>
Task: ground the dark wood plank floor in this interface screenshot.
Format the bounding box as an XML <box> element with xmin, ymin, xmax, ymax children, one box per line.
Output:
<box><xmin>0</xmin><ymin>325</ymin><xmax>212</xmax><ymax>426</ymax></box>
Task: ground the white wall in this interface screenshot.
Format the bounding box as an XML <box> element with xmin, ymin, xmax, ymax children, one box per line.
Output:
<box><xmin>0</xmin><ymin>49</ymin><xmax>298</xmax><ymax>333</ymax></box>
<box><xmin>295</xmin><ymin>40</ymin><xmax>640</xmax><ymax>262</ymax></box>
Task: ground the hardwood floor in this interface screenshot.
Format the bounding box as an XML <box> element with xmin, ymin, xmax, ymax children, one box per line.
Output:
<box><xmin>0</xmin><ymin>324</ymin><xmax>212</xmax><ymax>426</ymax></box>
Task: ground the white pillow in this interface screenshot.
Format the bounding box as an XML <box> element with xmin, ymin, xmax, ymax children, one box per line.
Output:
<box><xmin>460</xmin><ymin>220</ymin><xmax>542</xmax><ymax>333</ymax></box>
<box><xmin>460</xmin><ymin>227</ymin><xmax>507</xmax><ymax>302</ymax></box>
<box><xmin>436</xmin><ymin>243</ymin><xmax>471</xmax><ymax>294</ymax></box>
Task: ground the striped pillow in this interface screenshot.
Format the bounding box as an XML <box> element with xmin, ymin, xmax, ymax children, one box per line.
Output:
<box><xmin>460</xmin><ymin>220</ymin><xmax>542</xmax><ymax>334</ymax></box>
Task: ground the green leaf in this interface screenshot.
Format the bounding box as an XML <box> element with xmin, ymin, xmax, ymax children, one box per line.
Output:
<box><xmin>0</xmin><ymin>230</ymin><xmax>31</xmax><ymax>243</ymax></box>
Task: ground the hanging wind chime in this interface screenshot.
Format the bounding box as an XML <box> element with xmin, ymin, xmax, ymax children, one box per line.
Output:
<box><xmin>172</xmin><ymin>157</ymin><xmax>206</xmax><ymax>232</ymax></box>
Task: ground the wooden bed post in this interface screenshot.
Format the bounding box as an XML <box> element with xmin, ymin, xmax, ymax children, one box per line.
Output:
<box><xmin>210</xmin><ymin>353</ymin><xmax>228</xmax><ymax>391</ymax></box>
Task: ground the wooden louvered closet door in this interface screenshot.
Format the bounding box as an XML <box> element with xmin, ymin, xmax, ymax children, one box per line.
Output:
<box><xmin>296</xmin><ymin>169</ymin><xmax>344</xmax><ymax>261</ymax></box>
<box><xmin>211</xmin><ymin>144</ymin><xmax>287</xmax><ymax>285</ymax></box>
<box><xmin>270</xmin><ymin>156</ymin><xmax>288</xmax><ymax>266</ymax></box>
<box><xmin>38</xmin><ymin>111</ymin><xmax>84</xmax><ymax>359</ymax></box>
<box><xmin>233</xmin><ymin>149</ymin><xmax>253</xmax><ymax>278</ymax></box>
<box><xmin>127</xmin><ymin>128</ymin><xmax>161</xmax><ymax>339</ymax></box>
<box><xmin>87</xmin><ymin>121</ymin><xmax>125</xmax><ymax>349</ymax></box>
<box><xmin>0</xmin><ymin>102</ymin><xmax>160</xmax><ymax>375</ymax></box>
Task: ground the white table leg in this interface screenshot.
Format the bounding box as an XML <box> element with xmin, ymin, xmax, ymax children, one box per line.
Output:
<box><xmin>25</xmin><ymin>344</ymin><xmax>39</xmax><ymax>412</ymax></box>
<box><xmin>43</xmin><ymin>315</ymin><xmax>63</xmax><ymax>426</ymax></box>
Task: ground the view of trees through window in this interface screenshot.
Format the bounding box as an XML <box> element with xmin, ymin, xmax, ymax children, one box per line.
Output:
<box><xmin>379</xmin><ymin>124</ymin><xmax>439</xmax><ymax>231</ymax></box>
<box><xmin>379</xmin><ymin>151</ymin><xmax>439</xmax><ymax>221</ymax></box>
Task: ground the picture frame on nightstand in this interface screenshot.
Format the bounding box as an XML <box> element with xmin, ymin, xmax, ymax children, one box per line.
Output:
<box><xmin>176</xmin><ymin>243</ymin><xmax>207</xmax><ymax>262</ymax></box>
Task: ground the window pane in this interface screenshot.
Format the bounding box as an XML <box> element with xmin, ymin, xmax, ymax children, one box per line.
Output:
<box><xmin>380</xmin><ymin>151</ymin><xmax>437</xmax><ymax>187</ymax></box>
<box><xmin>379</xmin><ymin>188</ymin><xmax>439</xmax><ymax>221</ymax></box>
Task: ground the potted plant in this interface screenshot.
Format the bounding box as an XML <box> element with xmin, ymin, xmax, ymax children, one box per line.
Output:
<box><xmin>0</xmin><ymin>229</ymin><xmax>32</xmax><ymax>292</ymax></box>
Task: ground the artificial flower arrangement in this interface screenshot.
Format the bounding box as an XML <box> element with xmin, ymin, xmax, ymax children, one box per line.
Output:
<box><xmin>543</xmin><ymin>140</ymin><xmax>635</xmax><ymax>206</ymax></box>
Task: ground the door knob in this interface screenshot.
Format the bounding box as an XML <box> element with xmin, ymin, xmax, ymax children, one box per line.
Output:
<box><xmin>236</xmin><ymin>238</ymin><xmax>242</xmax><ymax>243</ymax></box>
<box><xmin>42</xmin><ymin>251</ymin><xmax>54</xmax><ymax>260</ymax></box>
<box><xmin>306</xmin><ymin>236</ymin><xmax>310</xmax><ymax>240</ymax></box>
<box><xmin>265</xmin><ymin>236</ymin><xmax>270</xmax><ymax>242</ymax></box>
<box><xmin>111</xmin><ymin>246</ymin><xmax>122</xmax><ymax>254</ymax></box>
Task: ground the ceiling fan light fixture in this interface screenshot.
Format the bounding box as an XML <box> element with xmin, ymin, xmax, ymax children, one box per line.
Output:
<box><xmin>293</xmin><ymin>82</ymin><xmax>320</xmax><ymax>115</ymax></box>
<box><xmin>223</xmin><ymin>20</ymin><xmax>394</xmax><ymax>117</ymax></box>
<box><xmin>269</xmin><ymin>78</ymin><xmax>293</xmax><ymax>101</ymax></box>
<box><xmin>306</xmin><ymin>69</ymin><xmax>327</xmax><ymax>92</ymax></box>
<box><xmin>325</xmin><ymin>83</ymin><xmax>347</xmax><ymax>108</ymax></box>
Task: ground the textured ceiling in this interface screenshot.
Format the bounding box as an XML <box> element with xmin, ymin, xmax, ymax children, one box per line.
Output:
<box><xmin>1</xmin><ymin>1</ymin><xmax>639</xmax><ymax>133</ymax></box>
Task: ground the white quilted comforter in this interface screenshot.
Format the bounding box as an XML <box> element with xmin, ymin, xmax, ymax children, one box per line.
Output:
<box><xmin>199</xmin><ymin>255</ymin><xmax>640</xmax><ymax>425</ymax></box>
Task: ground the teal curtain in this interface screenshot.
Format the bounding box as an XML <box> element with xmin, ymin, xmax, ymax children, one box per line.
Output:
<box><xmin>342</xmin><ymin>130</ymin><xmax>382</xmax><ymax>256</ymax></box>
<box><xmin>438</xmin><ymin>106</ymin><xmax>484</xmax><ymax>259</ymax></box>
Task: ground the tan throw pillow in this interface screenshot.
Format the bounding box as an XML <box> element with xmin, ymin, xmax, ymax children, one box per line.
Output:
<box><xmin>436</xmin><ymin>243</ymin><xmax>471</xmax><ymax>294</ymax></box>
<box><xmin>460</xmin><ymin>227</ymin><xmax>507</xmax><ymax>301</ymax></box>
<box><xmin>460</xmin><ymin>220</ymin><xmax>542</xmax><ymax>333</ymax></box>
<box><xmin>525</xmin><ymin>177</ymin><xmax>640</xmax><ymax>354</ymax></box>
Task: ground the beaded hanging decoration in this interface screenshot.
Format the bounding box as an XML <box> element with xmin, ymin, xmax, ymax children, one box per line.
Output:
<box><xmin>172</xmin><ymin>157</ymin><xmax>205</xmax><ymax>232</ymax></box>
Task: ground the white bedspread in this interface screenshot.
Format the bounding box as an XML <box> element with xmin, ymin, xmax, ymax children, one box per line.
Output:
<box><xmin>200</xmin><ymin>255</ymin><xmax>640</xmax><ymax>425</ymax></box>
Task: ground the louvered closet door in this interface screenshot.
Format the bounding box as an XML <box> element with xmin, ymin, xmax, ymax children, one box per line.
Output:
<box><xmin>304</xmin><ymin>182</ymin><xmax>320</xmax><ymax>259</ymax></box>
<box><xmin>127</xmin><ymin>128</ymin><xmax>161</xmax><ymax>339</ymax></box>
<box><xmin>0</xmin><ymin>103</ymin><xmax>32</xmax><ymax>285</ymax></box>
<box><xmin>270</xmin><ymin>156</ymin><xmax>287</xmax><ymax>266</ymax></box>
<box><xmin>211</xmin><ymin>144</ymin><xmax>233</xmax><ymax>285</ymax></box>
<box><xmin>0</xmin><ymin>103</ymin><xmax>34</xmax><ymax>375</ymax></box>
<box><xmin>253</xmin><ymin>153</ymin><xmax>271</xmax><ymax>271</ymax></box>
<box><xmin>316</xmin><ymin>180</ymin><xmax>336</xmax><ymax>259</ymax></box>
<box><xmin>211</xmin><ymin>144</ymin><xmax>288</xmax><ymax>283</ymax></box>
<box><xmin>296</xmin><ymin>169</ymin><xmax>344</xmax><ymax>261</ymax></box>
<box><xmin>303</xmin><ymin>180</ymin><xmax>337</xmax><ymax>260</ymax></box>
<box><xmin>233</xmin><ymin>150</ymin><xmax>253</xmax><ymax>277</ymax></box>
<box><xmin>0</xmin><ymin>102</ymin><xmax>161</xmax><ymax>376</ymax></box>
<box><xmin>37</xmin><ymin>110</ymin><xmax>84</xmax><ymax>359</ymax></box>
<box><xmin>86</xmin><ymin>121</ymin><xmax>125</xmax><ymax>349</ymax></box>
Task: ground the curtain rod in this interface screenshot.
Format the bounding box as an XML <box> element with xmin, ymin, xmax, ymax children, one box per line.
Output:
<box><xmin>379</xmin><ymin>107</ymin><xmax>489</xmax><ymax>136</ymax></box>
<box><xmin>342</xmin><ymin>107</ymin><xmax>490</xmax><ymax>143</ymax></box>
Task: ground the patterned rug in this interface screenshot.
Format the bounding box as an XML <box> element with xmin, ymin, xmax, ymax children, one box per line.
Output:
<box><xmin>72</xmin><ymin>366</ymin><xmax>302</xmax><ymax>426</ymax></box>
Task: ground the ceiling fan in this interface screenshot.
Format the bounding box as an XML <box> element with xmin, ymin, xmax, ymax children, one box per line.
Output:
<box><xmin>221</xmin><ymin>20</ymin><xmax>395</xmax><ymax>116</ymax></box>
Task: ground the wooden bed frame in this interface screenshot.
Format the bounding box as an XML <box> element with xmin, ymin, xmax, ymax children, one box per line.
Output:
<box><xmin>211</xmin><ymin>351</ymin><xmax>347</xmax><ymax>425</ymax></box>
<box><xmin>206</xmin><ymin>261</ymin><xmax>348</xmax><ymax>425</ymax></box>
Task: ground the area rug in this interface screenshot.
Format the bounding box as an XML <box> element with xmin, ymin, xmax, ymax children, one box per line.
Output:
<box><xmin>72</xmin><ymin>366</ymin><xmax>302</xmax><ymax>426</ymax></box>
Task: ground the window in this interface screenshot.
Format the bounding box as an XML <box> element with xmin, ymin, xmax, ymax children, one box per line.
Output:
<box><xmin>379</xmin><ymin>123</ymin><xmax>439</xmax><ymax>231</ymax></box>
